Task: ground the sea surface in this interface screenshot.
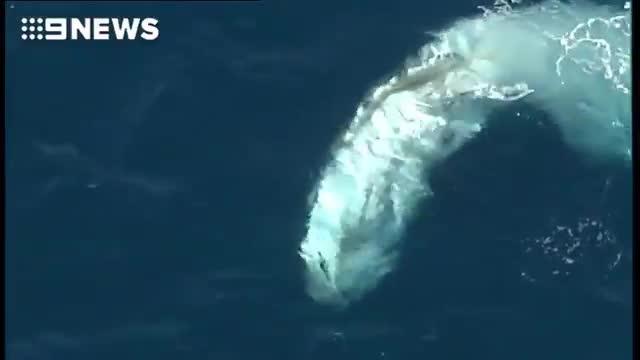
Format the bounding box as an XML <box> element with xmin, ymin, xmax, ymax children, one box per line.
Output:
<box><xmin>5</xmin><ymin>1</ymin><xmax>632</xmax><ymax>359</ymax></box>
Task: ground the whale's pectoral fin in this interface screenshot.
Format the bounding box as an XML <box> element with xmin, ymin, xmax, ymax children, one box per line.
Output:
<box><xmin>318</xmin><ymin>251</ymin><xmax>331</xmax><ymax>281</ymax></box>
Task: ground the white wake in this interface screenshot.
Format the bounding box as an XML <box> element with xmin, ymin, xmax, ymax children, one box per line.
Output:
<box><xmin>299</xmin><ymin>0</ymin><xmax>631</xmax><ymax>307</ymax></box>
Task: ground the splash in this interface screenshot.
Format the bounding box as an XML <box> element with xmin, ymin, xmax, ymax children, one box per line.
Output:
<box><xmin>520</xmin><ymin>217</ymin><xmax>624</xmax><ymax>284</ymax></box>
<box><xmin>519</xmin><ymin>216</ymin><xmax>631</xmax><ymax>307</ymax></box>
<box><xmin>299</xmin><ymin>0</ymin><xmax>631</xmax><ymax>307</ymax></box>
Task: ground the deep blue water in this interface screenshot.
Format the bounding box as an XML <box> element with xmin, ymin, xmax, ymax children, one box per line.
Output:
<box><xmin>5</xmin><ymin>1</ymin><xmax>632</xmax><ymax>359</ymax></box>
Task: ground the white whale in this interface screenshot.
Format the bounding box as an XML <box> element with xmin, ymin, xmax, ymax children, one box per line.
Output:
<box><xmin>299</xmin><ymin>0</ymin><xmax>631</xmax><ymax>307</ymax></box>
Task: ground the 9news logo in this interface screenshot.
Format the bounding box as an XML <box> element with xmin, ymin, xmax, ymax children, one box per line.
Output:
<box><xmin>20</xmin><ymin>17</ymin><xmax>159</xmax><ymax>41</ymax></box>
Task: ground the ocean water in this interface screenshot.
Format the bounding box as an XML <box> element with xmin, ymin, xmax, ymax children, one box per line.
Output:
<box><xmin>5</xmin><ymin>1</ymin><xmax>632</xmax><ymax>359</ymax></box>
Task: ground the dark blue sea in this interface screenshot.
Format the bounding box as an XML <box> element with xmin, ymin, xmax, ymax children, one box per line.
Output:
<box><xmin>5</xmin><ymin>1</ymin><xmax>632</xmax><ymax>359</ymax></box>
